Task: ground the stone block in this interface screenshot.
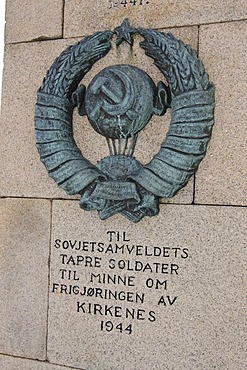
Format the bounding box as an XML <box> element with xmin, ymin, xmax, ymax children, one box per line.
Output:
<box><xmin>5</xmin><ymin>0</ymin><xmax>63</xmax><ymax>44</ymax></box>
<box><xmin>47</xmin><ymin>200</ymin><xmax>246</xmax><ymax>370</ymax></box>
<box><xmin>0</xmin><ymin>39</ymin><xmax>72</xmax><ymax>199</ymax></box>
<box><xmin>64</xmin><ymin>0</ymin><xmax>247</xmax><ymax>39</ymax></box>
<box><xmin>0</xmin><ymin>355</ymin><xmax>79</xmax><ymax>370</ymax></box>
<box><xmin>195</xmin><ymin>21</ymin><xmax>247</xmax><ymax>205</ymax></box>
<box><xmin>0</xmin><ymin>26</ymin><xmax>197</xmax><ymax>204</ymax></box>
<box><xmin>0</xmin><ymin>198</ymin><xmax>51</xmax><ymax>360</ymax></box>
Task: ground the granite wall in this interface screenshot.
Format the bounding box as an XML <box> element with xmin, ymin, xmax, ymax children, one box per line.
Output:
<box><xmin>0</xmin><ymin>1</ymin><xmax>246</xmax><ymax>369</ymax></box>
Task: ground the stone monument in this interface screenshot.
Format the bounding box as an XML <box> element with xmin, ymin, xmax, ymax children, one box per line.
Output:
<box><xmin>1</xmin><ymin>2</ymin><xmax>246</xmax><ymax>370</ymax></box>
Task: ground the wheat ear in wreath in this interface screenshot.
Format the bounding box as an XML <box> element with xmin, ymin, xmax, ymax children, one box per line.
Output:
<box><xmin>35</xmin><ymin>31</ymin><xmax>113</xmax><ymax>195</ymax></box>
<box><xmin>129</xmin><ymin>29</ymin><xmax>215</xmax><ymax>198</ymax></box>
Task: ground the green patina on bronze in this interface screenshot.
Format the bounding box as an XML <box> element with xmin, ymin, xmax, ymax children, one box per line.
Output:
<box><xmin>34</xmin><ymin>19</ymin><xmax>215</xmax><ymax>222</ymax></box>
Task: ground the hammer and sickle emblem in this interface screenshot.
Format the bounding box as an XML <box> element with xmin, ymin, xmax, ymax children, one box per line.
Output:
<box><xmin>35</xmin><ymin>23</ymin><xmax>214</xmax><ymax>222</ymax></box>
<box><xmin>90</xmin><ymin>69</ymin><xmax>136</xmax><ymax>120</ymax></box>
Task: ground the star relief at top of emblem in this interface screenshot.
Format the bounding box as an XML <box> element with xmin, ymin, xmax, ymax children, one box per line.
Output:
<box><xmin>114</xmin><ymin>18</ymin><xmax>136</xmax><ymax>46</ymax></box>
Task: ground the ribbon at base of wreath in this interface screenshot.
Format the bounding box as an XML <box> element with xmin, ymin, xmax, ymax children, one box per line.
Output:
<box><xmin>80</xmin><ymin>179</ymin><xmax>159</xmax><ymax>222</ymax></box>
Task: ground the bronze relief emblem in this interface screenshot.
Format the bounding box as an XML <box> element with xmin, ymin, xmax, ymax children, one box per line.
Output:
<box><xmin>35</xmin><ymin>19</ymin><xmax>215</xmax><ymax>222</ymax></box>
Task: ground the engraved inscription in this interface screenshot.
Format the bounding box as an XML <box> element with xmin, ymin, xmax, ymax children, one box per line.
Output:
<box><xmin>51</xmin><ymin>230</ymin><xmax>189</xmax><ymax>334</ymax></box>
<box><xmin>108</xmin><ymin>0</ymin><xmax>150</xmax><ymax>9</ymax></box>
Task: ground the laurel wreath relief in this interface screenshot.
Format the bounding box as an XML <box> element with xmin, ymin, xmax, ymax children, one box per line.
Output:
<box><xmin>34</xmin><ymin>24</ymin><xmax>214</xmax><ymax>222</ymax></box>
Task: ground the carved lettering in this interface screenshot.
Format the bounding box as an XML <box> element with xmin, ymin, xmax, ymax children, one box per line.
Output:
<box><xmin>51</xmin><ymin>230</ymin><xmax>189</xmax><ymax>334</ymax></box>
